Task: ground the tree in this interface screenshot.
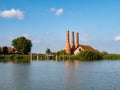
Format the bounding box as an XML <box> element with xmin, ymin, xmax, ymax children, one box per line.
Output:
<box><xmin>3</xmin><ymin>46</ymin><xmax>8</xmax><ymax>54</ymax></box>
<box><xmin>12</xmin><ymin>37</ymin><xmax>32</xmax><ymax>54</ymax></box>
<box><xmin>46</xmin><ymin>48</ymin><xmax>51</xmax><ymax>55</ymax></box>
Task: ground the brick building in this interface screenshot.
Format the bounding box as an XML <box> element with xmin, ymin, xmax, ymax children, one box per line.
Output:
<box><xmin>65</xmin><ymin>30</ymin><xmax>95</xmax><ymax>55</ymax></box>
<box><xmin>0</xmin><ymin>46</ymin><xmax>17</xmax><ymax>54</ymax></box>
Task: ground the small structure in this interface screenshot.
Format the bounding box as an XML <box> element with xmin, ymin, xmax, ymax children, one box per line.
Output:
<box><xmin>46</xmin><ymin>54</ymin><xmax>53</xmax><ymax>60</ymax></box>
<box><xmin>7</xmin><ymin>47</ymin><xmax>17</xmax><ymax>53</ymax></box>
<box><xmin>0</xmin><ymin>46</ymin><xmax>17</xmax><ymax>54</ymax></box>
<box><xmin>0</xmin><ymin>47</ymin><xmax>3</xmax><ymax>53</ymax></box>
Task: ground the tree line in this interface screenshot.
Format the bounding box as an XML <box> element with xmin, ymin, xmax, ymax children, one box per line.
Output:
<box><xmin>1</xmin><ymin>36</ymin><xmax>120</xmax><ymax>61</ymax></box>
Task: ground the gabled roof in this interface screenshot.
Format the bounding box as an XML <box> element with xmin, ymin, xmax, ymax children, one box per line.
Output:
<box><xmin>77</xmin><ymin>44</ymin><xmax>95</xmax><ymax>51</ymax></box>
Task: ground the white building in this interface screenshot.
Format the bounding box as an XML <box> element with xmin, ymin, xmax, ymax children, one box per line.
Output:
<box><xmin>74</xmin><ymin>45</ymin><xmax>95</xmax><ymax>55</ymax></box>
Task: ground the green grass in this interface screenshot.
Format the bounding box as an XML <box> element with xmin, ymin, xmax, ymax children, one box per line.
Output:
<box><xmin>0</xmin><ymin>53</ymin><xmax>120</xmax><ymax>62</ymax></box>
<box><xmin>103</xmin><ymin>54</ymin><xmax>120</xmax><ymax>60</ymax></box>
<box><xmin>0</xmin><ymin>54</ymin><xmax>47</xmax><ymax>62</ymax></box>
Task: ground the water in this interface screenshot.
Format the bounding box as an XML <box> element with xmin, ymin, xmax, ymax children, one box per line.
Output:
<box><xmin>0</xmin><ymin>60</ymin><xmax>120</xmax><ymax>90</ymax></box>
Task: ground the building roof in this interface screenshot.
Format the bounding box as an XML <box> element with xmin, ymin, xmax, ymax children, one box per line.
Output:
<box><xmin>78</xmin><ymin>44</ymin><xmax>95</xmax><ymax>51</ymax></box>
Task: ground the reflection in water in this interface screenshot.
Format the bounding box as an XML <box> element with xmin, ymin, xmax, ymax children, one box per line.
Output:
<box><xmin>0</xmin><ymin>60</ymin><xmax>120</xmax><ymax>90</ymax></box>
<box><xmin>0</xmin><ymin>59</ymin><xmax>31</xmax><ymax>63</ymax></box>
<box><xmin>13</xmin><ymin>59</ymin><xmax>31</xmax><ymax>63</ymax></box>
<box><xmin>0</xmin><ymin>62</ymin><xmax>31</xmax><ymax>90</ymax></box>
<box><xmin>65</xmin><ymin>60</ymin><xmax>80</xmax><ymax>89</ymax></box>
<box><xmin>74</xmin><ymin>60</ymin><xmax>80</xmax><ymax>70</ymax></box>
<box><xmin>65</xmin><ymin>60</ymin><xmax>80</xmax><ymax>70</ymax></box>
<box><xmin>10</xmin><ymin>64</ymin><xmax>31</xmax><ymax>90</ymax></box>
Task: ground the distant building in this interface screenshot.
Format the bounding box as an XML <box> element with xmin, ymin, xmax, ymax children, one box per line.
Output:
<box><xmin>7</xmin><ymin>47</ymin><xmax>13</xmax><ymax>53</ymax></box>
<box><xmin>0</xmin><ymin>47</ymin><xmax>3</xmax><ymax>53</ymax></box>
<box><xmin>7</xmin><ymin>47</ymin><xmax>17</xmax><ymax>53</ymax></box>
<box><xmin>65</xmin><ymin>30</ymin><xmax>95</xmax><ymax>55</ymax></box>
<box><xmin>46</xmin><ymin>53</ymin><xmax>53</xmax><ymax>60</ymax></box>
<box><xmin>0</xmin><ymin>46</ymin><xmax>17</xmax><ymax>54</ymax></box>
<box><xmin>74</xmin><ymin>45</ymin><xmax>95</xmax><ymax>55</ymax></box>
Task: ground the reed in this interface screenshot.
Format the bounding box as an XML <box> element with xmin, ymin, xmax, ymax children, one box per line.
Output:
<box><xmin>103</xmin><ymin>54</ymin><xmax>120</xmax><ymax>60</ymax></box>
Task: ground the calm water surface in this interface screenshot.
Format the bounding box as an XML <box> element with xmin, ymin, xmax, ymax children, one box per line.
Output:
<box><xmin>0</xmin><ymin>60</ymin><xmax>120</xmax><ymax>90</ymax></box>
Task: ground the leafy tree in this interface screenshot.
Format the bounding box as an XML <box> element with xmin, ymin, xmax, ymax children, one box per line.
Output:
<box><xmin>3</xmin><ymin>46</ymin><xmax>8</xmax><ymax>54</ymax></box>
<box><xmin>12</xmin><ymin>37</ymin><xmax>32</xmax><ymax>54</ymax></box>
<box><xmin>46</xmin><ymin>48</ymin><xmax>51</xmax><ymax>55</ymax></box>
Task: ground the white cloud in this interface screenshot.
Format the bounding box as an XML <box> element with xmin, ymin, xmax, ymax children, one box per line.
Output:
<box><xmin>115</xmin><ymin>36</ymin><xmax>120</xmax><ymax>41</ymax></box>
<box><xmin>9</xmin><ymin>36</ymin><xmax>15</xmax><ymax>41</ymax></box>
<box><xmin>56</xmin><ymin>8</ymin><xmax>63</xmax><ymax>16</ymax></box>
<box><xmin>22</xmin><ymin>34</ymin><xmax>31</xmax><ymax>39</ymax></box>
<box><xmin>50</xmin><ymin>8</ymin><xmax>63</xmax><ymax>16</ymax></box>
<box><xmin>50</xmin><ymin>8</ymin><xmax>56</xmax><ymax>12</ymax></box>
<box><xmin>45</xmin><ymin>32</ymin><xmax>51</xmax><ymax>35</ymax></box>
<box><xmin>22</xmin><ymin>34</ymin><xmax>42</xmax><ymax>44</ymax></box>
<box><xmin>0</xmin><ymin>8</ymin><xmax>24</xmax><ymax>19</ymax></box>
<box><xmin>32</xmin><ymin>40</ymin><xmax>41</xmax><ymax>44</ymax></box>
<box><xmin>80</xmin><ymin>34</ymin><xmax>90</xmax><ymax>43</ymax></box>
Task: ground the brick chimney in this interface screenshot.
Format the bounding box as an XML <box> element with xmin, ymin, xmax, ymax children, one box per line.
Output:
<box><xmin>76</xmin><ymin>32</ymin><xmax>79</xmax><ymax>48</ymax></box>
<box><xmin>65</xmin><ymin>30</ymin><xmax>71</xmax><ymax>54</ymax></box>
<box><xmin>71</xmin><ymin>32</ymin><xmax>75</xmax><ymax>54</ymax></box>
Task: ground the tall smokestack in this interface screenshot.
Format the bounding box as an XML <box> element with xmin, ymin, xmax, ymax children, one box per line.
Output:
<box><xmin>76</xmin><ymin>32</ymin><xmax>79</xmax><ymax>48</ymax></box>
<box><xmin>71</xmin><ymin>32</ymin><xmax>75</xmax><ymax>53</ymax></box>
<box><xmin>66</xmin><ymin>30</ymin><xmax>70</xmax><ymax>43</ymax></box>
<box><xmin>65</xmin><ymin>30</ymin><xmax>71</xmax><ymax>54</ymax></box>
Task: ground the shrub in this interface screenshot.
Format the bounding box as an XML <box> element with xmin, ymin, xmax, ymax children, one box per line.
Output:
<box><xmin>77</xmin><ymin>50</ymin><xmax>103</xmax><ymax>61</ymax></box>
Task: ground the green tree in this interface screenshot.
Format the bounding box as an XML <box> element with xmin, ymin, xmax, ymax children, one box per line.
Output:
<box><xmin>3</xmin><ymin>46</ymin><xmax>8</xmax><ymax>54</ymax></box>
<box><xmin>12</xmin><ymin>37</ymin><xmax>32</xmax><ymax>54</ymax></box>
<box><xmin>46</xmin><ymin>48</ymin><xmax>51</xmax><ymax>55</ymax></box>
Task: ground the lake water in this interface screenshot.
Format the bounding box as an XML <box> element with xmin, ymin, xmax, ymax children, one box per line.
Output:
<box><xmin>0</xmin><ymin>60</ymin><xmax>120</xmax><ymax>90</ymax></box>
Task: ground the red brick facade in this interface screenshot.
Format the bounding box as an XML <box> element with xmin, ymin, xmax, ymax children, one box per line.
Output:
<box><xmin>0</xmin><ymin>46</ymin><xmax>17</xmax><ymax>54</ymax></box>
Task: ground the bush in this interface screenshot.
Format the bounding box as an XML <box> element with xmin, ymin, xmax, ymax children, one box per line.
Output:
<box><xmin>77</xmin><ymin>50</ymin><xmax>103</xmax><ymax>61</ymax></box>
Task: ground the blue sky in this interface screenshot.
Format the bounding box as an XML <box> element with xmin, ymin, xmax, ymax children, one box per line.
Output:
<box><xmin>0</xmin><ymin>0</ymin><xmax>120</xmax><ymax>54</ymax></box>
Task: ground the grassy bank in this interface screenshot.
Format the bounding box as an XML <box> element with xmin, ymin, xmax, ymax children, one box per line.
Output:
<box><xmin>59</xmin><ymin>54</ymin><xmax>120</xmax><ymax>61</ymax></box>
<box><xmin>0</xmin><ymin>53</ymin><xmax>120</xmax><ymax>62</ymax></box>
<box><xmin>103</xmin><ymin>54</ymin><xmax>120</xmax><ymax>60</ymax></box>
<box><xmin>0</xmin><ymin>54</ymin><xmax>47</xmax><ymax>62</ymax></box>
<box><xmin>0</xmin><ymin>55</ymin><xmax>30</xmax><ymax>63</ymax></box>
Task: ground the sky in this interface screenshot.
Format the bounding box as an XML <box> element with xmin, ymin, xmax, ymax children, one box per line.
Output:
<box><xmin>0</xmin><ymin>0</ymin><xmax>120</xmax><ymax>54</ymax></box>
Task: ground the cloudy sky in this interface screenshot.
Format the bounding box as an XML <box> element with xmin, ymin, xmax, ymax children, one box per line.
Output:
<box><xmin>0</xmin><ymin>0</ymin><xmax>120</xmax><ymax>54</ymax></box>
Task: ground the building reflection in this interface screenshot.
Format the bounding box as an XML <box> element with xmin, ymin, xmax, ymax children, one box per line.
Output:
<box><xmin>64</xmin><ymin>60</ymin><xmax>80</xmax><ymax>88</ymax></box>
<box><xmin>74</xmin><ymin>60</ymin><xmax>80</xmax><ymax>70</ymax></box>
<box><xmin>65</xmin><ymin>60</ymin><xmax>80</xmax><ymax>70</ymax></box>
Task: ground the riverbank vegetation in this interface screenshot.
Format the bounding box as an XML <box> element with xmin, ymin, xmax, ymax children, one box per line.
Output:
<box><xmin>54</xmin><ymin>50</ymin><xmax>120</xmax><ymax>61</ymax></box>
<box><xmin>56</xmin><ymin>50</ymin><xmax>103</xmax><ymax>61</ymax></box>
<box><xmin>0</xmin><ymin>55</ymin><xmax>30</xmax><ymax>63</ymax></box>
<box><xmin>103</xmin><ymin>54</ymin><xmax>120</xmax><ymax>60</ymax></box>
<box><xmin>0</xmin><ymin>50</ymin><xmax>120</xmax><ymax>62</ymax></box>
